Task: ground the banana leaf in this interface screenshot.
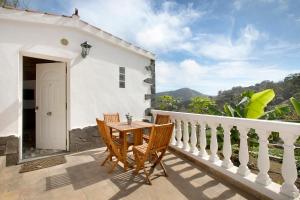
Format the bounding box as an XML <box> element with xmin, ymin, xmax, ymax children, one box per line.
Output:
<box><xmin>224</xmin><ymin>104</ymin><xmax>235</xmax><ymax>117</ymax></box>
<box><xmin>290</xmin><ymin>97</ymin><xmax>300</xmax><ymax>116</ymax></box>
<box><xmin>246</xmin><ymin>89</ymin><xmax>275</xmax><ymax>119</ymax></box>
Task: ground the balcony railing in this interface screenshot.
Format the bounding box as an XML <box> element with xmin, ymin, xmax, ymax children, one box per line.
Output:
<box><xmin>152</xmin><ymin>109</ymin><xmax>300</xmax><ymax>200</ymax></box>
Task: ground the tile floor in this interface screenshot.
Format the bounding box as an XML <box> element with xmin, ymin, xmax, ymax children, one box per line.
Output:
<box><xmin>0</xmin><ymin>148</ymin><xmax>256</xmax><ymax>200</ymax></box>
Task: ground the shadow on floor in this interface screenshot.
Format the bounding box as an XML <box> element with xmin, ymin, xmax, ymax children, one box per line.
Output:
<box><xmin>45</xmin><ymin>150</ymin><xmax>254</xmax><ymax>200</ymax></box>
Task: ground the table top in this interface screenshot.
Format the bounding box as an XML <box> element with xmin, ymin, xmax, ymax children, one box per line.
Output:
<box><xmin>106</xmin><ymin>121</ymin><xmax>154</xmax><ymax>132</ymax></box>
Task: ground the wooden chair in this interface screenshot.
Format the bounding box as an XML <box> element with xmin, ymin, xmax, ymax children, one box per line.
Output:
<box><xmin>103</xmin><ymin>113</ymin><xmax>120</xmax><ymax>123</ymax></box>
<box><xmin>96</xmin><ymin>119</ymin><xmax>131</xmax><ymax>173</ymax></box>
<box><xmin>143</xmin><ymin>114</ymin><xmax>171</xmax><ymax>143</ymax></box>
<box><xmin>103</xmin><ymin>113</ymin><xmax>120</xmax><ymax>136</ymax></box>
<box><xmin>133</xmin><ymin>123</ymin><xmax>174</xmax><ymax>184</ymax></box>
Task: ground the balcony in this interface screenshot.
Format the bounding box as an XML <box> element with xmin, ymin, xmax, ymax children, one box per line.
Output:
<box><xmin>1</xmin><ymin>110</ymin><xmax>299</xmax><ymax>200</ymax></box>
<box><xmin>0</xmin><ymin>148</ymin><xmax>255</xmax><ymax>200</ymax></box>
<box><xmin>152</xmin><ymin>109</ymin><xmax>300</xmax><ymax>200</ymax></box>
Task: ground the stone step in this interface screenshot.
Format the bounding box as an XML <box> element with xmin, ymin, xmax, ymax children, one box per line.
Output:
<box><xmin>0</xmin><ymin>156</ymin><xmax>5</xmax><ymax>172</ymax></box>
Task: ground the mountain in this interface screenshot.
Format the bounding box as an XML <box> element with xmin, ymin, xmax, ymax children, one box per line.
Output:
<box><xmin>156</xmin><ymin>88</ymin><xmax>209</xmax><ymax>102</ymax></box>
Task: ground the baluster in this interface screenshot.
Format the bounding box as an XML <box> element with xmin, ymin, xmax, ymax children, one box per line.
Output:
<box><xmin>280</xmin><ymin>133</ymin><xmax>299</xmax><ymax>198</ymax></box>
<box><xmin>255</xmin><ymin>129</ymin><xmax>271</xmax><ymax>186</ymax></box>
<box><xmin>170</xmin><ymin>118</ymin><xmax>177</xmax><ymax>145</ymax></box>
<box><xmin>209</xmin><ymin>124</ymin><xmax>219</xmax><ymax>162</ymax></box>
<box><xmin>222</xmin><ymin>125</ymin><xmax>233</xmax><ymax>169</ymax></box>
<box><xmin>199</xmin><ymin>122</ymin><xmax>208</xmax><ymax>158</ymax></box>
<box><xmin>190</xmin><ymin>121</ymin><xmax>198</xmax><ymax>155</ymax></box>
<box><xmin>237</xmin><ymin>127</ymin><xmax>250</xmax><ymax>176</ymax></box>
<box><xmin>176</xmin><ymin>120</ymin><xmax>183</xmax><ymax>148</ymax></box>
<box><xmin>183</xmin><ymin>120</ymin><xmax>190</xmax><ymax>151</ymax></box>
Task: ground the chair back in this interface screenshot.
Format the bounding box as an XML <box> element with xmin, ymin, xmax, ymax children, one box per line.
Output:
<box><xmin>103</xmin><ymin>113</ymin><xmax>120</xmax><ymax>123</ymax></box>
<box><xmin>96</xmin><ymin>119</ymin><xmax>121</xmax><ymax>158</ymax></box>
<box><xmin>147</xmin><ymin>123</ymin><xmax>174</xmax><ymax>154</ymax></box>
<box><xmin>155</xmin><ymin>114</ymin><xmax>170</xmax><ymax>125</ymax></box>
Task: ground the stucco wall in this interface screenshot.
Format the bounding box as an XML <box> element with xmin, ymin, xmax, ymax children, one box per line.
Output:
<box><xmin>0</xmin><ymin>18</ymin><xmax>152</xmax><ymax>137</ymax></box>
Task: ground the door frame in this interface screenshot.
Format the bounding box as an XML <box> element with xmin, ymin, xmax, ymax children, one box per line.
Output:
<box><xmin>19</xmin><ymin>51</ymin><xmax>71</xmax><ymax>161</ymax></box>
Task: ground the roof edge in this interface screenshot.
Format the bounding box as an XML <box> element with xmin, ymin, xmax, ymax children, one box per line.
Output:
<box><xmin>0</xmin><ymin>6</ymin><xmax>156</xmax><ymax>59</ymax></box>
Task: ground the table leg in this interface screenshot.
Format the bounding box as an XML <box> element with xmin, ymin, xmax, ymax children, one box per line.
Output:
<box><xmin>134</xmin><ymin>129</ymin><xmax>143</xmax><ymax>145</ymax></box>
<box><xmin>122</xmin><ymin>131</ymin><xmax>128</xmax><ymax>171</ymax></box>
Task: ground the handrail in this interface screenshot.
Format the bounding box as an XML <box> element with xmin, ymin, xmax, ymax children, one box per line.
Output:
<box><xmin>152</xmin><ymin>109</ymin><xmax>300</xmax><ymax>200</ymax></box>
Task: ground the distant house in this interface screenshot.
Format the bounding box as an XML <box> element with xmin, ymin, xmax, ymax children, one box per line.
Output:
<box><xmin>0</xmin><ymin>6</ymin><xmax>155</xmax><ymax>164</ymax></box>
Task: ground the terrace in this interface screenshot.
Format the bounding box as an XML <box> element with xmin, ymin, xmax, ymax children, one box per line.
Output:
<box><xmin>0</xmin><ymin>147</ymin><xmax>254</xmax><ymax>200</ymax></box>
<box><xmin>1</xmin><ymin>110</ymin><xmax>300</xmax><ymax>200</ymax></box>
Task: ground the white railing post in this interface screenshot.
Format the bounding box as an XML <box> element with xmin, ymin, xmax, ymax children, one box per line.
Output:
<box><xmin>176</xmin><ymin>119</ymin><xmax>183</xmax><ymax>148</ymax></box>
<box><xmin>209</xmin><ymin>124</ymin><xmax>219</xmax><ymax>163</ymax></box>
<box><xmin>280</xmin><ymin>133</ymin><xmax>299</xmax><ymax>198</ymax></box>
<box><xmin>170</xmin><ymin>118</ymin><xmax>177</xmax><ymax>145</ymax></box>
<box><xmin>151</xmin><ymin>110</ymin><xmax>300</xmax><ymax>200</ymax></box>
<box><xmin>222</xmin><ymin>125</ymin><xmax>233</xmax><ymax>169</ymax></box>
<box><xmin>183</xmin><ymin>120</ymin><xmax>190</xmax><ymax>152</ymax></box>
<box><xmin>255</xmin><ymin>129</ymin><xmax>271</xmax><ymax>186</ymax></box>
<box><xmin>199</xmin><ymin>122</ymin><xmax>208</xmax><ymax>158</ymax></box>
<box><xmin>237</xmin><ymin>127</ymin><xmax>250</xmax><ymax>176</ymax></box>
<box><xmin>190</xmin><ymin>121</ymin><xmax>198</xmax><ymax>155</ymax></box>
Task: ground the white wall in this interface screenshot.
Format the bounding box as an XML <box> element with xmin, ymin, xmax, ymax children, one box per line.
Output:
<box><xmin>0</xmin><ymin>18</ymin><xmax>152</xmax><ymax>137</ymax></box>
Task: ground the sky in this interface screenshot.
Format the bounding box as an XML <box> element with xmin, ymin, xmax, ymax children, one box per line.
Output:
<box><xmin>20</xmin><ymin>0</ymin><xmax>300</xmax><ymax>95</ymax></box>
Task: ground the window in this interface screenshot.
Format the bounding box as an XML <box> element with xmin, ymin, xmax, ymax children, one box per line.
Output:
<box><xmin>119</xmin><ymin>67</ymin><xmax>125</xmax><ymax>88</ymax></box>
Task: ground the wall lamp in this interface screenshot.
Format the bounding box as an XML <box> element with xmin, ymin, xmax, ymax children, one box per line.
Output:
<box><xmin>80</xmin><ymin>41</ymin><xmax>92</xmax><ymax>58</ymax></box>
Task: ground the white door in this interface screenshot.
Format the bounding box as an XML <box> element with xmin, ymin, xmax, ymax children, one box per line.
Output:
<box><xmin>36</xmin><ymin>63</ymin><xmax>66</xmax><ymax>150</ymax></box>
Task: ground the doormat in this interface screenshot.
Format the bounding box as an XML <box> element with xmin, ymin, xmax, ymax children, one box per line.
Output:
<box><xmin>19</xmin><ymin>155</ymin><xmax>66</xmax><ymax>173</ymax></box>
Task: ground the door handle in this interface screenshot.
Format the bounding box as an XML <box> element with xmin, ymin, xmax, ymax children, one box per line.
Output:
<box><xmin>35</xmin><ymin>106</ymin><xmax>39</xmax><ymax>112</ymax></box>
<box><xmin>47</xmin><ymin>112</ymin><xmax>52</xmax><ymax>116</ymax></box>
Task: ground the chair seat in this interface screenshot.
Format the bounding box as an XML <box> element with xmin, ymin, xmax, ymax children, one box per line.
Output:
<box><xmin>134</xmin><ymin>143</ymin><xmax>148</xmax><ymax>155</ymax></box>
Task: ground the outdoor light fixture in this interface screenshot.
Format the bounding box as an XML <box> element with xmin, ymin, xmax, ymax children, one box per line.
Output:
<box><xmin>80</xmin><ymin>41</ymin><xmax>92</xmax><ymax>58</ymax></box>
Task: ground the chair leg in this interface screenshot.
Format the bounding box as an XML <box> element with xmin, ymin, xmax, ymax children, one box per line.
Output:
<box><xmin>109</xmin><ymin>159</ymin><xmax>119</xmax><ymax>173</ymax></box>
<box><xmin>143</xmin><ymin>166</ymin><xmax>152</xmax><ymax>185</ymax></box>
<box><xmin>159</xmin><ymin>161</ymin><xmax>168</xmax><ymax>177</ymax></box>
<box><xmin>101</xmin><ymin>153</ymin><xmax>111</xmax><ymax>166</ymax></box>
<box><xmin>134</xmin><ymin>155</ymin><xmax>142</xmax><ymax>174</ymax></box>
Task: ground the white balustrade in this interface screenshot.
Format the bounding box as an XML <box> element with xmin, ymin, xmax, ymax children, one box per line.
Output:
<box><xmin>222</xmin><ymin>126</ymin><xmax>233</xmax><ymax>169</ymax></box>
<box><xmin>237</xmin><ymin>127</ymin><xmax>250</xmax><ymax>176</ymax></box>
<box><xmin>190</xmin><ymin>121</ymin><xmax>198</xmax><ymax>155</ymax></box>
<box><xmin>209</xmin><ymin>124</ymin><xmax>219</xmax><ymax>162</ymax></box>
<box><xmin>255</xmin><ymin>129</ymin><xmax>271</xmax><ymax>186</ymax></box>
<box><xmin>199</xmin><ymin>122</ymin><xmax>208</xmax><ymax>158</ymax></box>
<box><xmin>170</xmin><ymin>118</ymin><xmax>176</xmax><ymax>145</ymax></box>
<box><xmin>183</xmin><ymin>120</ymin><xmax>190</xmax><ymax>151</ymax></box>
<box><xmin>280</xmin><ymin>133</ymin><xmax>299</xmax><ymax>198</ymax></box>
<box><xmin>176</xmin><ymin>119</ymin><xmax>183</xmax><ymax>148</ymax></box>
<box><xmin>152</xmin><ymin>109</ymin><xmax>300</xmax><ymax>200</ymax></box>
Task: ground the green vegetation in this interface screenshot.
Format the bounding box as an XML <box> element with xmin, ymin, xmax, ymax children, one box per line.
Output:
<box><xmin>155</xmin><ymin>73</ymin><xmax>300</xmax><ymax>176</ymax></box>
<box><xmin>188</xmin><ymin>97</ymin><xmax>220</xmax><ymax>115</ymax></box>
<box><xmin>156</xmin><ymin>95</ymin><xmax>181</xmax><ymax>111</ymax></box>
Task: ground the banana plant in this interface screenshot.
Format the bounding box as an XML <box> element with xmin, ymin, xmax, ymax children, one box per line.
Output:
<box><xmin>290</xmin><ymin>97</ymin><xmax>300</xmax><ymax>116</ymax></box>
<box><xmin>223</xmin><ymin>89</ymin><xmax>276</xmax><ymax>119</ymax></box>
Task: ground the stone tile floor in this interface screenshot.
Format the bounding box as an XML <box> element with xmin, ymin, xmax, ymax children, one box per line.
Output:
<box><xmin>0</xmin><ymin>148</ymin><xmax>256</xmax><ymax>200</ymax></box>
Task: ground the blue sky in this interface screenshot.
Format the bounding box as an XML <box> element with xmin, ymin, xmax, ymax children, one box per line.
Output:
<box><xmin>22</xmin><ymin>0</ymin><xmax>300</xmax><ymax>95</ymax></box>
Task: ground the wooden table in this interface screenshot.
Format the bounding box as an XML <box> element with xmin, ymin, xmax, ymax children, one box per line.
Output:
<box><xmin>106</xmin><ymin>121</ymin><xmax>154</xmax><ymax>170</ymax></box>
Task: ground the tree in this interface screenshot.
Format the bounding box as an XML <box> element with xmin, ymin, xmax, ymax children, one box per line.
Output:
<box><xmin>156</xmin><ymin>95</ymin><xmax>181</xmax><ymax>111</ymax></box>
<box><xmin>188</xmin><ymin>96</ymin><xmax>220</xmax><ymax>115</ymax></box>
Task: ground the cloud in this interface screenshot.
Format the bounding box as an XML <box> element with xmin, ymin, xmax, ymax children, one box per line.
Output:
<box><xmin>70</xmin><ymin>0</ymin><xmax>203</xmax><ymax>52</ymax></box>
<box><xmin>190</xmin><ymin>25</ymin><xmax>261</xmax><ymax>61</ymax></box>
<box><xmin>156</xmin><ymin>59</ymin><xmax>293</xmax><ymax>95</ymax></box>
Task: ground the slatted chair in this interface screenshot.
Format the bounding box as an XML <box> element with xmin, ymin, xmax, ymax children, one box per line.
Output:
<box><xmin>96</xmin><ymin>119</ymin><xmax>132</xmax><ymax>173</ymax></box>
<box><xmin>143</xmin><ymin>114</ymin><xmax>171</xmax><ymax>143</ymax></box>
<box><xmin>103</xmin><ymin>113</ymin><xmax>120</xmax><ymax>136</ymax></box>
<box><xmin>133</xmin><ymin>123</ymin><xmax>174</xmax><ymax>184</ymax></box>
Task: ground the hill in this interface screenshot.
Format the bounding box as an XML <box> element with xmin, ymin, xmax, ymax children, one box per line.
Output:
<box><xmin>156</xmin><ymin>88</ymin><xmax>209</xmax><ymax>102</ymax></box>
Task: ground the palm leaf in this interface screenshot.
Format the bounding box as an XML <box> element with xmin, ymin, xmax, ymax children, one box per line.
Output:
<box><xmin>290</xmin><ymin>97</ymin><xmax>300</xmax><ymax>116</ymax></box>
<box><xmin>246</xmin><ymin>89</ymin><xmax>275</xmax><ymax>119</ymax></box>
<box><xmin>224</xmin><ymin>104</ymin><xmax>235</xmax><ymax>117</ymax></box>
